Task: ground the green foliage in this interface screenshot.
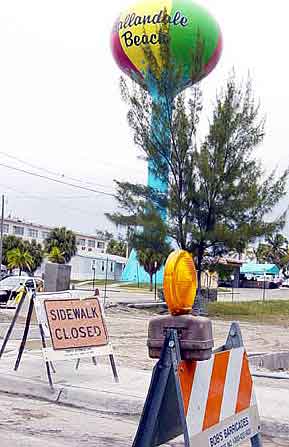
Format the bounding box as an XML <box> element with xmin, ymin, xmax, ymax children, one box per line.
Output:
<box><xmin>48</xmin><ymin>246</ymin><xmax>65</xmax><ymax>264</ymax></box>
<box><xmin>2</xmin><ymin>235</ymin><xmax>24</xmax><ymax>266</ymax></box>
<box><xmin>131</xmin><ymin>207</ymin><xmax>171</xmax><ymax>291</ymax></box>
<box><xmin>256</xmin><ymin>233</ymin><xmax>289</xmax><ymax>272</ymax></box>
<box><xmin>106</xmin><ymin>239</ymin><xmax>127</xmax><ymax>258</ymax></box>
<box><xmin>2</xmin><ymin>236</ymin><xmax>43</xmax><ymax>274</ymax></box>
<box><xmin>23</xmin><ymin>240</ymin><xmax>44</xmax><ymax>274</ymax></box>
<box><xmin>113</xmin><ymin>74</ymin><xmax>289</xmax><ymax>294</ymax></box>
<box><xmin>6</xmin><ymin>248</ymin><xmax>33</xmax><ymax>275</ymax></box>
<box><xmin>44</xmin><ymin>227</ymin><xmax>77</xmax><ymax>264</ymax></box>
<box><xmin>208</xmin><ymin>300</ymin><xmax>289</xmax><ymax>322</ymax></box>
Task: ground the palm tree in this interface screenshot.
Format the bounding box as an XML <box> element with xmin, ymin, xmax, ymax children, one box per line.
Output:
<box><xmin>6</xmin><ymin>248</ymin><xmax>33</xmax><ymax>275</ymax></box>
<box><xmin>23</xmin><ymin>240</ymin><xmax>44</xmax><ymax>275</ymax></box>
<box><xmin>256</xmin><ymin>233</ymin><xmax>289</xmax><ymax>268</ymax></box>
<box><xmin>132</xmin><ymin>208</ymin><xmax>171</xmax><ymax>291</ymax></box>
<box><xmin>48</xmin><ymin>246</ymin><xmax>65</xmax><ymax>264</ymax></box>
<box><xmin>2</xmin><ymin>235</ymin><xmax>24</xmax><ymax>266</ymax></box>
<box><xmin>44</xmin><ymin>227</ymin><xmax>77</xmax><ymax>264</ymax></box>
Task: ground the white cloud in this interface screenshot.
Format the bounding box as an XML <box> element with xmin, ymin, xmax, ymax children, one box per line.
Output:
<box><xmin>0</xmin><ymin>0</ymin><xmax>287</xmax><ymax>234</ymax></box>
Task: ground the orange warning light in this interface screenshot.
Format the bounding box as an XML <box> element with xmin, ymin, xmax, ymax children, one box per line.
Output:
<box><xmin>163</xmin><ymin>250</ymin><xmax>197</xmax><ymax>316</ymax></box>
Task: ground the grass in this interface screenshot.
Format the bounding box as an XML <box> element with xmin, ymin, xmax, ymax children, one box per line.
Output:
<box><xmin>207</xmin><ymin>300</ymin><xmax>289</xmax><ymax>323</ymax></box>
<box><xmin>70</xmin><ymin>279</ymin><xmax>117</xmax><ymax>286</ymax></box>
<box><xmin>118</xmin><ymin>282</ymin><xmax>153</xmax><ymax>290</ymax></box>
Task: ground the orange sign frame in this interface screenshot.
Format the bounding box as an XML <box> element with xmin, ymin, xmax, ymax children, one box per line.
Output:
<box><xmin>44</xmin><ymin>298</ymin><xmax>108</xmax><ymax>350</ymax></box>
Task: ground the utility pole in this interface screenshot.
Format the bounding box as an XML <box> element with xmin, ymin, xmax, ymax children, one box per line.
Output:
<box><xmin>0</xmin><ymin>195</ymin><xmax>4</xmax><ymax>274</ymax></box>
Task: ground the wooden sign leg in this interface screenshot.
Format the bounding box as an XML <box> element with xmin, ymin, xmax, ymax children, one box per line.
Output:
<box><xmin>109</xmin><ymin>354</ymin><xmax>119</xmax><ymax>383</ymax></box>
<box><xmin>251</xmin><ymin>433</ymin><xmax>263</xmax><ymax>446</ymax></box>
<box><xmin>92</xmin><ymin>356</ymin><xmax>97</xmax><ymax>366</ymax></box>
<box><xmin>14</xmin><ymin>295</ymin><xmax>34</xmax><ymax>371</ymax></box>
<box><xmin>50</xmin><ymin>362</ymin><xmax>56</xmax><ymax>373</ymax></box>
<box><xmin>0</xmin><ymin>289</ymin><xmax>28</xmax><ymax>359</ymax></box>
<box><xmin>39</xmin><ymin>322</ymin><xmax>54</xmax><ymax>391</ymax></box>
<box><xmin>75</xmin><ymin>357</ymin><xmax>97</xmax><ymax>370</ymax></box>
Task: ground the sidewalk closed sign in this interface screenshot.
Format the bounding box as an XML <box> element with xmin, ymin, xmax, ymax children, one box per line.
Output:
<box><xmin>44</xmin><ymin>298</ymin><xmax>108</xmax><ymax>350</ymax></box>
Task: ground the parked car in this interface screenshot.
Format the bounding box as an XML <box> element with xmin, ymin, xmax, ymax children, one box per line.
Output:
<box><xmin>0</xmin><ymin>276</ymin><xmax>44</xmax><ymax>303</ymax></box>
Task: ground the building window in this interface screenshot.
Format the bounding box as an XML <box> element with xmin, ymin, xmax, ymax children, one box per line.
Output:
<box><xmin>110</xmin><ymin>262</ymin><xmax>114</xmax><ymax>272</ymax></box>
<box><xmin>101</xmin><ymin>261</ymin><xmax>105</xmax><ymax>271</ymax></box>
<box><xmin>42</xmin><ymin>231</ymin><xmax>49</xmax><ymax>240</ymax></box>
<box><xmin>97</xmin><ymin>241</ymin><xmax>105</xmax><ymax>250</ymax></box>
<box><xmin>13</xmin><ymin>226</ymin><xmax>24</xmax><ymax>236</ymax></box>
<box><xmin>88</xmin><ymin>240</ymin><xmax>95</xmax><ymax>249</ymax></box>
<box><xmin>77</xmin><ymin>238</ymin><xmax>86</xmax><ymax>246</ymax></box>
<box><xmin>28</xmin><ymin>229</ymin><xmax>38</xmax><ymax>238</ymax></box>
<box><xmin>2</xmin><ymin>224</ymin><xmax>9</xmax><ymax>234</ymax></box>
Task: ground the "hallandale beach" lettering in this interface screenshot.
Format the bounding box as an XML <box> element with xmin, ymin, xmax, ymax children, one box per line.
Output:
<box><xmin>115</xmin><ymin>10</ymin><xmax>189</xmax><ymax>48</ymax></box>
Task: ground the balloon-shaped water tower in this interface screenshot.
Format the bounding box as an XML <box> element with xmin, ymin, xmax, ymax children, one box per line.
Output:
<box><xmin>111</xmin><ymin>0</ymin><xmax>222</xmax><ymax>284</ymax></box>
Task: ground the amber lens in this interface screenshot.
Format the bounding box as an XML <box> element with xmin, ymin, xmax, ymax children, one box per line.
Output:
<box><xmin>163</xmin><ymin>250</ymin><xmax>197</xmax><ymax>315</ymax></box>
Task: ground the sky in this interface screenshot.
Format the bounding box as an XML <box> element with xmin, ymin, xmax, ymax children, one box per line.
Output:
<box><xmin>0</xmin><ymin>1</ymin><xmax>288</xmax><ymax>236</ymax></box>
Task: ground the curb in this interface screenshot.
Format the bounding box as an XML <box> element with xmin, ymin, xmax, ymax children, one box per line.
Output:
<box><xmin>58</xmin><ymin>385</ymin><xmax>143</xmax><ymax>415</ymax></box>
<box><xmin>0</xmin><ymin>373</ymin><xmax>288</xmax><ymax>439</ymax></box>
<box><xmin>0</xmin><ymin>373</ymin><xmax>143</xmax><ymax>416</ymax></box>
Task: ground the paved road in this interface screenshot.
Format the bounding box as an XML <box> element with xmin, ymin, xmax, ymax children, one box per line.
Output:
<box><xmin>217</xmin><ymin>287</ymin><xmax>289</xmax><ymax>302</ymax></box>
<box><xmin>0</xmin><ymin>391</ymin><xmax>287</xmax><ymax>447</ymax></box>
<box><xmin>91</xmin><ymin>286</ymin><xmax>289</xmax><ymax>304</ymax></box>
<box><xmin>0</xmin><ymin>391</ymin><xmax>136</xmax><ymax>446</ymax></box>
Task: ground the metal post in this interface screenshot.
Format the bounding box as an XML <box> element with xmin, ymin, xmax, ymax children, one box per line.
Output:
<box><xmin>193</xmin><ymin>270</ymin><xmax>206</xmax><ymax>316</ymax></box>
<box><xmin>0</xmin><ymin>288</ymin><xmax>27</xmax><ymax>359</ymax></box>
<box><xmin>92</xmin><ymin>265</ymin><xmax>96</xmax><ymax>290</ymax></box>
<box><xmin>0</xmin><ymin>195</ymin><xmax>5</xmax><ymax>274</ymax></box>
<box><xmin>104</xmin><ymin>256</ymin><xmax>109</xmax><ymax>307</ymax></box>
<box><xmin>126</xmin><ymin>225</ymin><xmax>130</xmax><ymax>259</ymax></box>
<box><xmin>262</xmin><ymin>271</ymin><xmax>266</xmax><ymax>302</ymax></box>
<box><xmin>154</xmin><ymin>261</ymin><xmax>157</xmax><ymax>301</ymax></box>
<box><xmin>137</xmin><ymin>264</ymin><xmax>140</xmax><ymax>288</ymax></box>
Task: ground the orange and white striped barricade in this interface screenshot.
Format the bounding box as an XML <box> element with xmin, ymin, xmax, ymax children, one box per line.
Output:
<box><xmin>133</xmin><ymin>322</ymin><xmax>262</xmax><ymax>447</ymax></box>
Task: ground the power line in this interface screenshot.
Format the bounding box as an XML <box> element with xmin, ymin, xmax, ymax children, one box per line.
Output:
<box><xmin>0</xmin><ymin>151</ymin><xmax>115</xmax><ymax>191</ymax></box>
<box><xmin>0</xmin><ymin>182</ymin><xmax>111</xmax><ymax>219</ymax></box>
<box><xmin>0</xmin><ymin>182</ymin><xmax>93</xmax><ymax>200</ymax></box>
<box><xmin>0</xmin><ymin>150</ymin><xmax>143</xmax><ymax>187</ymax></box>
<box><xmin>0</xmin><ymin>162</ymin><xmax>116</xmax><ymax>197</ymax></box>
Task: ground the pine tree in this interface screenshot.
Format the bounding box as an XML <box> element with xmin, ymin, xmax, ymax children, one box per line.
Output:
<box><xmin>112</xmin><ymin>74</ymin><xmax>288</xmax><ymax>312</ymax></box>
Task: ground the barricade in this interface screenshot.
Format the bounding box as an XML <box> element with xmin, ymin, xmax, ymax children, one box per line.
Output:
<box><xmin>0</xmin><ymin>288</ymin><xmax>119</xmax><ymax>390</ymax></box>
<box><xmin>133</xmin><ymin>250</ymin><xmax>262</xmax><ymax>447</ymax></box>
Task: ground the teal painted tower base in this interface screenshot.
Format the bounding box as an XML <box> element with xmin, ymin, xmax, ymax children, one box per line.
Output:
<box><xmin>121</xmin><ymin>92</ymin><xmax>172</xmax><ymax>287</ymax></box>
<box><xmin>122</xmin><ymin>249</ymin><xmax>164</xmax><ymax>285</ymax></box>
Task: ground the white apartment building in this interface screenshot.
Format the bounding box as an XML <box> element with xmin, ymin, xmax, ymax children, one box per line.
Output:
<box><xmin>2</xmin><ymin>217</ymin><xmax>127</xmax><ymax>281</ymax></box>
<box><xmin>2</xmin><ymin>217</ymin><xmax>108</xmax><ymax>256</ymax></box>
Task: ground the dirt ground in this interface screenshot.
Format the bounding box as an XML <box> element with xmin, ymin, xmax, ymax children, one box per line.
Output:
<box><xmin>105</xmin><ymin>306</ymin><xmax>289</xmax><ymax>370</ymax></box>
<box><xmin>1</xmin><ymin>306</ymin><xmax>289</xmax><ymax>446</ymax></box>
<box><xmin>105</xmin><ymin>307</ymin><xmax>289</xmax><ymax>446</ymax></box>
